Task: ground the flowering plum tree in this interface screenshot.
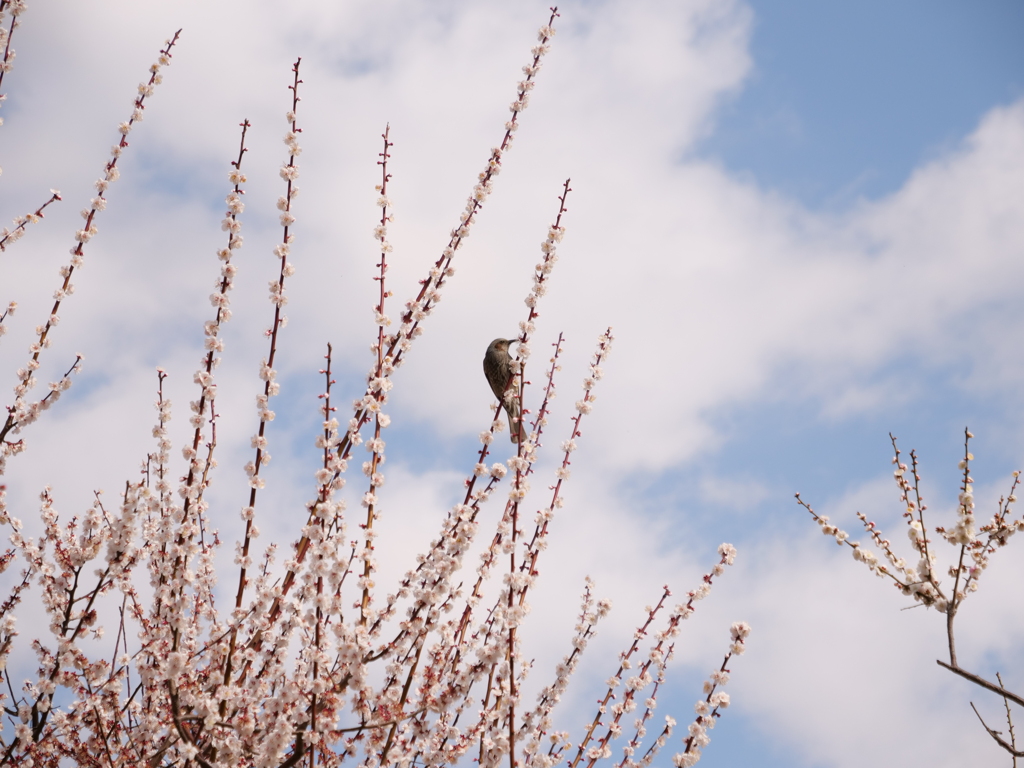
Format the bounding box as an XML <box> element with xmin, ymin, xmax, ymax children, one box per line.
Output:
<box><xmin>0</xmin><ymin>3</ymin><xmax>748</xmax><ymax>766</ymax></box>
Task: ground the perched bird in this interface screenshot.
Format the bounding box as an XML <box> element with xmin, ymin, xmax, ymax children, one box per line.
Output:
<box><xmin>483</xmin><ymin>337</ymin><xmax>526</xmax><ymax>443</ymax></box>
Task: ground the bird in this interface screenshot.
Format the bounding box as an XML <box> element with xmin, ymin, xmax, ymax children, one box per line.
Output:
<box><xmin>483</xmin><ymin>337</ymin><xmax>526</xmax><ymax>443</ymax></box>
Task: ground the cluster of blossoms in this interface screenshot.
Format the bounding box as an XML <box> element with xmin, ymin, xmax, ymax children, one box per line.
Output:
<box><xmin>0</xmin><ymin>0</ymin><xmax>28</xmax><ymax>145</ymax></box>
<box><xmin>0</xmin><ymin>301</ymin><xmax>13</xmax><ymax>338</ymax></box>
<box><xmin>375</xmin><ymin>13</ymin><xmax>557</xmax><ymax>380</ymax></box>
<box><xmin>800</xmin><ymin>431</ymin><xmax>1024</xmax><ymax>758</ymax></box>
<box><xmin>561</xmin><ymin>544</ymin><xmax>741</xmax><ymax>768</ymax></box>
<box><xmin>0</xmin><ymin>31</ymin><xmax>178</xmax><ymax>477</ymax></box>
<box><xmin>670</xmin><ymin>618</ymin><xmax>749</xmax><ymax>768</ymax></box>
<box><xmin>0</xmin><ymin>191</ymin><xmax>61</xmax><ymax>252</ymax></box>
<box><xmin>142</xmin><ymin>124</ymin><xmax>254</xmax><ymax>693</ymax></box>
<box><xmin>0</xmin><ymin>9</ymin><xmax>751</xmax><ymax>768</ymax></box>
<box><xmin>183</xmin><ymin>121</ymin><xmax>250</xmax><ymax>487</ymax></box>
<box><xmin>798</xmin><ymin>430</ymin><xmax>1024</xmax><ymax>617</ymax></box>
<box><xmin>230</xmin><ymin>64</ymin><xmax>304</xmax><ymax>685</ymax></box>
<box><xmin>353</xmin><ymin>125</ymin><xmax>396</xmax><ymax>625</ymax></box>
<box><xmin>517</xmin><ymin>578</ymin><xmax>609</xmax><ymax>768</ymax></box>
<box><xmin>511</xmin><ymin>176</ymin><xmax>571</xmax><ymax>411</ymax></box>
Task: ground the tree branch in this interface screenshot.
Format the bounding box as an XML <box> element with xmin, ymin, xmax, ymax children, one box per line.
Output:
<box><xmin>970</xmin><ymin>702</ymin><xmax>1024</xmax><ymax>758</ymax></box>
<box><xmin>937</xmin><ymin>659</ymin><xmax>1024</xmax><ymax>708</ymax></box>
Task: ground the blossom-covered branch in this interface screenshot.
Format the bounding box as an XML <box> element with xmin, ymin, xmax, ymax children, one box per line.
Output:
<box><xmin>799</xmin><ymin>428</ymin><xmax>1024</xmax><ymax>758</ymax></box>
<box><xmin>0</xmin><ymin>191</ymin><xmax>61</xmax><ymax>253</ymax></box>
<box><xmin>0</xmin><ymin>31</ymin><xmax>180</xmax><ymax>463</ymax></box>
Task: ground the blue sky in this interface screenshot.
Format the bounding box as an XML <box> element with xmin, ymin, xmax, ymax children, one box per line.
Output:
<box><xmin>705</xmin><ymin>0</ymin><xmax>1024</xmax><ymax>206</ymax></box>
<box><xmin>1</xmin><ymin>1</ymin><xmax>1023</xmax><ymax>766</ymax></box>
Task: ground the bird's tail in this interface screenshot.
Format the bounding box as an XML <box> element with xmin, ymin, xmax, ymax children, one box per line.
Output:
<box><xmin>506</xmin><ymin>400</ymin><xmax>527</xmax><ymax>444</ymax></box>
